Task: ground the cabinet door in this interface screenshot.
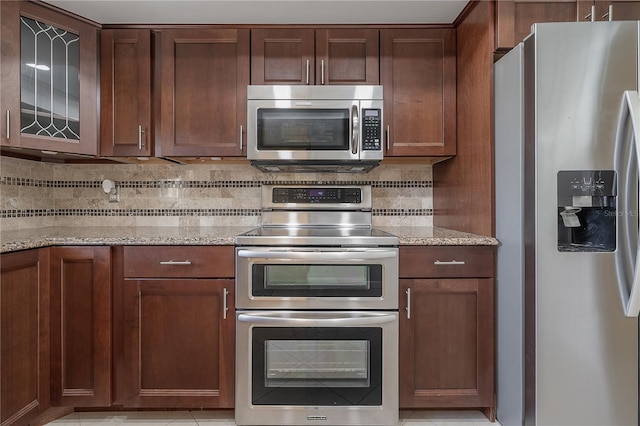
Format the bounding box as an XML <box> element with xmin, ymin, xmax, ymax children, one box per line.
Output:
<box><xmin>381</xmin><ymin>29</ymin><xmax>456</xmax><ymax>156</ymax></box>
<box><xmin>315</xmin><ymin>29</ymin><xmax>379</xmax><ymax>85</ymax></box>
<box><xmin>251</xmin><ymin>28</ymin><xmax>315</xmax><ymax>84</ymax></box>
<box><xmin>50</xmin><ymin>247</ymin><xmax>111</xmax><ymax>407</ymax></box>
<box><xmin>496</xmin><ymin>1</ymin><xmax>578</xmax><ymax>50</ymax></box>
<box><xmin>100</xmin><ymin>29</ymin><xmax>152</xmax><ymax>156</ymax></box>
<box><xmin>593</xmin><ymin>0</ymin><xmax>640</xmax><ymax>20</ymax></box>
<box><xmin>120</xmin><ymin>279</ymin><xmax>235</xmax><ymax>408</ymax></box>
<box><xmin>159</xmin><ymin>28</ymin><xmax>249</xmax><ymax>157</ymax></box>
<box><xmin>399</xmin><ymin>278</ymin><xmax>494</xmax><ymax>411</ymax></box>
<box><xmin>1</xmin><ymin>249</ymin><xmax>50</xmax><ymax>426</ymax></box>
<box><xmin>0</xmin><ymin>1</ymin><xmax>98</xmax><ymax>155</ymax></box>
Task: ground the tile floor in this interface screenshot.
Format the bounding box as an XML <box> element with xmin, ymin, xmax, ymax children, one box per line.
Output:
<box><xmin>48</xmin><ymin>410</ymin><xmax>499</xmax><ymax>426</ymax></box>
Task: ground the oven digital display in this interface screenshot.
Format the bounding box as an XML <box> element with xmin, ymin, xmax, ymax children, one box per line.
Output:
<box><xmin>272</xmin><ymin>187</ymin><xmax>361</xmax><ymax>203</ymax></box>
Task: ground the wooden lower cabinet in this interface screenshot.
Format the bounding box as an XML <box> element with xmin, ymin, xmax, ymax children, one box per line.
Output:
<box><xmin>399</xmin><ymin>278</ymin><xmax>494</xmax><ymax>410</ymax></box>
<box><xmin>398</xmin><ymin>246</ymin><xmax>495</xmax><ymax>417</ymax></box>
<box><xmin>114</xmin><ymin>246</ymin><xmax>235</xmax><ymax>408</ymax></box>
<box><xmin>49</xmin><ymin>246</ymin><xmax>112</xmax><ymax>407</ymax></box>
<box><xmin>1</xmin><ymin>249</ymin><xmax>50</xmax><ymax>426</ymax></box>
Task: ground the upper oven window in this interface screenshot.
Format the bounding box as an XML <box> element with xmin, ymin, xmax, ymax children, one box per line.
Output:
<box><xmin>256</xmin><ymin>109</ymin><xmax>349</xmax><ymax>151</ymax></box>
<box><xmin>252</xmin><ymin>264</ymin><xmax>382</xmax><ymax>297</ymax></box>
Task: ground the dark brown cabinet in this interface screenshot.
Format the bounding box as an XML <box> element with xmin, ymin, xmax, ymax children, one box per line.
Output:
<box><xmin>50</xmin><ymin>246</ymin><xmax>112</xmax><ymax>407</ymax></box>
<box><xmin>496</xmin><ymin>1</ymin><xmax>578</xmax><ymax>51</ymax></box>
<box><xmin>100</xmin><ymin>29</ymin><xmax>152</xmax><ymax>157</ymax></box>
<box><xmin>158</xmin><ymin>29</ymin><xmax>249</xmax><ymax>157</ymax></box>
<box><xmin>251</xmin><ymin>28</ymin><xmax>379</xmax><ymax>85</ymax></box>
<box><xmin>0</xmin><ymin>1</ymin><xmax>99</xmax><ymax>155</ymax></box>
<box><xmin>496</xmin><ymin>1</ymin><xmax>640</xmax><ymax>51</ymax></box>
<box><xmin>1</xmin><ymin>249</ymin><xmax>50</xmax><ymax>426</ymax></box>
<box><xmin>578</xmin><ymin>0</ymin><xmax>640</xmax><ymax>21</ymax></box>
<box><xmin>114</xmin><ymin>246</ymin><xmax>235</xmax><ymax>408</ymax></box>
<box><xmin>398</xmin><ymin>246</ymin><xmax>495</xmax><ymax>419</ymax></box>
<box><xmin>380</xmin><ymin>29</ymin><xmax>456</xmax><ymax>157</ymax></box>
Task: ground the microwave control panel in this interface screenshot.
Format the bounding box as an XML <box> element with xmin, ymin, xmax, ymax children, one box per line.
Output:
<box><xmin>362</xmin><ymin>109</ymin><xmax>382</xmax><ymax>151</ymax></box>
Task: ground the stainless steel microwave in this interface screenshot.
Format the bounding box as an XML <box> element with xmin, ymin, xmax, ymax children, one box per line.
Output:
<box><xmin>247</xmin><ymin>85</ymin><xmax>383</xmax><ymax>173</ymax></box>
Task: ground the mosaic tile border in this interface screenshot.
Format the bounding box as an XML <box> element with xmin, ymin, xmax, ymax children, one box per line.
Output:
<box><xmin>1</xmin><ymin>208</ymin><xmax>433</xmax><ymax>219</ymax></box>
<box><xmin>0</xmin><ymin>177</ymin><xmax>432</xmax><ymax>189</ymax></box>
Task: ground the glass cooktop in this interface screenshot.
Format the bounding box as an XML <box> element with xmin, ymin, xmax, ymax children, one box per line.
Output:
<box><xmin>235</xmin><ymin>226</ymin><xmax>398</xmax><ymax>247</ymax></box>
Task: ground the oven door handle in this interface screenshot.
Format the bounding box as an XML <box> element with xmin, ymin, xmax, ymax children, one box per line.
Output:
<box><xmin>237</xmin><ymin>312</ymin><xmax>397</xmax><ymax>326</ymax></box>
<box><xmin>236</xmin><ymin>249</ymin><xmax>396</xmax><ymax>260</ymax></box>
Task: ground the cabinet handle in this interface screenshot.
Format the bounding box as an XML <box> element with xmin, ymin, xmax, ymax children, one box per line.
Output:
<box><xmin>138</xmin><ymin>125</ymin><xmax>145</xmax><ymax>149</ymax></box>
<box><xmin>434</xmin><ymin>260</ymin><xmax>466</xmax><ymax>265</ymax></box>
<box><xmin>223</xmin><ymin>288</ymin><xmax>229</xmax><ymax>320</ymax></box>
<box><xmin>239</xmin><ymin>125</ymin><xmax>243</xmax><ymax>151</ymax></box>
<box><xmin>306</xmin><ymin>59</ymin><xmax>310</xmax><ymax>85</ymax></box>
<box><xmin>386</xmin><ymin>125</ymin><xmax>390</xmax><ymax>151</ymax></box>
<box><xmin>321</xmin><ymin>59</ymin><xmax>325</xmax><ymax>85</ymax></box>
<box><xmin>405</xmin><ymin>288</ymin><xmax>411</xmax><ymax>319</ymax></box>
<box><xmin>602</xmin><ymin>4</ymin><xmax>612</xmax><ymax>20</ymax></box>
<box><xmin>584</xmin><ymin>5</ymin><xmax>595</xmax><ymax>21</ymax></box>
<box><xmin>159</xmin><ymin>260</ymin><xmax>192</xmax><ymax>265</ymax></box>
<box><xmin>5</xmin><ymin>110</ymin><xmax>9</xmax><ymax>140</ymax></box>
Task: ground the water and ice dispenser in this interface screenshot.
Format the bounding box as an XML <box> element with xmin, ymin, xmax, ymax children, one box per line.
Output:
<box><xmin>557</xmin><ymin>170</ymin><xmax>617</xmax><ymax>252</ymax></box>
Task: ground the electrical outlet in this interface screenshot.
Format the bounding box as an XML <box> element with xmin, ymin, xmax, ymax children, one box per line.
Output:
<box><xmin>108</xmin><ymin>189</ymin><xmax>120</xmax><ymax>203</ymax></box>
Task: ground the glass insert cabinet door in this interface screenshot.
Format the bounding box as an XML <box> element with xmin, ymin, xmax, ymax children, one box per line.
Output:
<box><xmin>1</xmin><ymin>1</ymin><xmax>98</xmax><ymax>155</ymax></box>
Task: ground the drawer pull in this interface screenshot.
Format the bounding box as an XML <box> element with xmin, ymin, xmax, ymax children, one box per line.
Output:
<box><xmin>434</xmin><ymin>260</ymin><xmax>466</xmax><ymax>265</ymax></box>
<box><xmin>159</xmin><ymin>260</ymin><xmax>192</xmax><ymax>265</ymax></box>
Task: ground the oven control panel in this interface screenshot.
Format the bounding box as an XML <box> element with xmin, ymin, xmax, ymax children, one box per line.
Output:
<box><xmin>272</xmin><ymin>187</ymin><xmax>362</xmax><ymax>204</ymax></box>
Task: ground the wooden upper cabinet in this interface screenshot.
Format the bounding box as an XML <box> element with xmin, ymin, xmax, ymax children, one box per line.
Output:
<box><xmin>159</xmin><ymin>28</ymin><xmax>249</xmax><ymax>157</ymax></box>
<box><xmin>380</xmin><ymin>29</ymin><xmax>456</xmax><ymax>157</ymax></box>
<box><xmin>579</xmin><ymin>0</ymin><xmax>640</xmax><ymax>21</ymax></box>
<box><xmin>251</xmin><ymin>28</ymin><xmax>315</xmax><ymax>84</ymax></box>
<box><xmin>496</xmin><ymin>1</ymin><xmax>578</xmax><ymax>50</ymax></box>
<box><xmin>496</xmin><ymin>1</ymin><xmax>640</xmax><ymax>51</ymax></box>
<box><xmin>100</xmin><ymin>29</ymin><xmax>152</xmax><ymax>157</ymax></box>
<box><xmin>251</xmin><ymin>28</ymin><xmax>379</xmax><ymax>85</ymax></box>
<box><xmin>315</xmin><ymin>29</ymin><xmax>379</xmax><ymax>85</ymax></box>
<box><xmin>0</xmin><ymin>1</ymin><xmax>99</xmax><ymax>155</ymax></box>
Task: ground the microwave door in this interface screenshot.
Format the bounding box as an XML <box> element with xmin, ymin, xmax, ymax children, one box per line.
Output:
<box><xmin>247</xmin><ymin>99</ymin><xmax>361</xmax><ymax>161</ymax></box>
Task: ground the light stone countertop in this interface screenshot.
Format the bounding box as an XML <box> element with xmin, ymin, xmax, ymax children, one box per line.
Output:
<box><xmin>1</xmin><ymin>226</ymin><xmax>498</xmax><ymax>254</ymax></box>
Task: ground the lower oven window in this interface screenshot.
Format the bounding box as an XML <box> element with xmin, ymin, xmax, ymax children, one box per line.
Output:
<box><xmin>252</xmin><ymin>327</ymin><xmax>382</xmax><ymax>406</ymax></box>
<box><xmin>265</xmin><ymin>340</ymin><xmax>370</xmax><ymax>387</ymax></box>
<box><xmin>253</xmin><ymin>264</ymin><xmax>382</xmax><ymax>297</ymax></box>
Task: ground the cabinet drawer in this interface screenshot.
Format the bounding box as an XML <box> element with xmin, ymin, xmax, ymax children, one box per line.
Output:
<box><xmin>399</xmin><ymin>246</ymin><xmax>494</xmax><ymax>278</ymax></box>
<box><xmin>123</xmin><ymin>246</ymin><xmax>234</xmax><ymax>278</ymax></box>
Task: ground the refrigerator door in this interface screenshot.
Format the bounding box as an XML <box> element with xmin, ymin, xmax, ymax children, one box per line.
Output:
<box><xmin>495</xmin><ymin>44</ymin><xmax>525</xmax><ymax>426</ymax></box>
<box><xmin>525</xmin><ymin>21</ymin><xmax>638</xmax><ymax>426</ymax></box>
<box><xmin>614</xmin><ymin>90</ymin><xmax>640</xmax><ymax>317</ymax></box>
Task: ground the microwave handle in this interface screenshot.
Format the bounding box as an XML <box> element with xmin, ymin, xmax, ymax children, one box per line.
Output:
<box><xmin>351</xmin><ymin>105</ymin><xmax>359</xmax><ymax>155</ymax></box>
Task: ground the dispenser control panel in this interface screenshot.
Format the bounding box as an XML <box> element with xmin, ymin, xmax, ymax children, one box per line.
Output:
<box><xmin>557</xmin><ymin>170</ymin><xmax>616</xmax><ymax>205</ymax></box>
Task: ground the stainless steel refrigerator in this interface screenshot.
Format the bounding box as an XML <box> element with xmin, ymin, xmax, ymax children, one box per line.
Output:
<box><xmin>495</xmin><ymin>21</ymin><xmax>640</xmax><ymax>426</ymax></box>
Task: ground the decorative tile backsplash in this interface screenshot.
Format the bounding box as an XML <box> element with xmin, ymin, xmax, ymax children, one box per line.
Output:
<box><xmin>0</xmin><ymin>156</ymin><xmax>433</xmax><ymax>230</ymax></box>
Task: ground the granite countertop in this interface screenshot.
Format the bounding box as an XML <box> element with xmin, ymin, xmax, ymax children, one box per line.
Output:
<box><xmin>0</xmin><ymin>226</ymin><xmax>498</xmax><ymax>254</ymax></box>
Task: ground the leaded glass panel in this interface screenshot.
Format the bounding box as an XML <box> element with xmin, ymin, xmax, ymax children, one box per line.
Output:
<box><xmin>20</xmin><ymin>16</ymin><xmax>80</xmax><ymax>140</ymax></box>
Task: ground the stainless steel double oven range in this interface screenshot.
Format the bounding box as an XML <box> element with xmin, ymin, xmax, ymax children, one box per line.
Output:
<box><xmin>235</xmin><ymin>185</ymin><xmax>399</xmax><ymax>426</ymax></box>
